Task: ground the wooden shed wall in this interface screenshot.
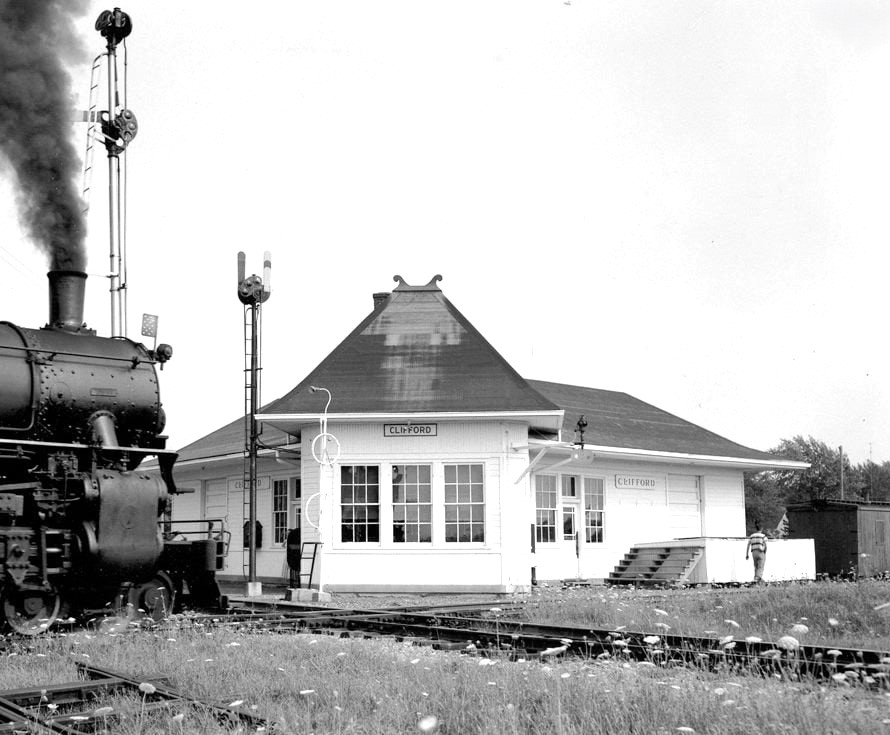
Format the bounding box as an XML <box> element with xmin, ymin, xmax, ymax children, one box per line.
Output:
<box><xmin>787</xmin><ymin>507</ymin><xmax>857</xmax><ymax>576</ymax></box>
<box><xmin>857</xmin><ymin>508</ymin><xmax>890</xmax><ymax>576</ymax></box>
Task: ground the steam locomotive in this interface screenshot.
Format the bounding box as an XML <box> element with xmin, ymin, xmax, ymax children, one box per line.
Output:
<box><xmin>0</xmin><ymin>270</ymin><xmax>224</xmax><ymax>634</ymax></box>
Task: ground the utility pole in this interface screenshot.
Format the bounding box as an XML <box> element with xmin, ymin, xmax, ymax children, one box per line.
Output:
<box><xmin>839</xmin><ymin>445</ymin><xmax>844</xmax><ymax>500</ymax></box>
<box><xmin>869</xmin><ymin>443</ymin><xmax>874</xmax><ymax>502</ymax></box>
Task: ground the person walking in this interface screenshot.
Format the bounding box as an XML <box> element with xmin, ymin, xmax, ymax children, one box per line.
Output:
<box><xmin>746</xmin><ymin>525</ymin><xmax>768</xmax><ymax>583</ymax></box>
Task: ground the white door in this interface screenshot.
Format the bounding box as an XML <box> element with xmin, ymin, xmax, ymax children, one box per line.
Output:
<box><xmin>667</xmin><ymin>474</ymin><xmax>702</xmax><ymax>538</ymax></box>
<box><xmin>204</xmin><ymin>479</ymin><xmax>228</xmax><ymax>522</ymax></box>
<box><xmin>204</xmin><ymin>479</ymin><xmax>229</xmax><ymax>570</ymax></box>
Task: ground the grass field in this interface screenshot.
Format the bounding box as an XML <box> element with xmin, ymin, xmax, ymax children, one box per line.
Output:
<box><xmin>525</xmin><ymin>578</ymin><xmax>890</xmax><ymax>649</ymax></box>
<box><xmin>4</xmin><ymin>580</ymin><xmax>890</xmax><ymax>734</ymax></box>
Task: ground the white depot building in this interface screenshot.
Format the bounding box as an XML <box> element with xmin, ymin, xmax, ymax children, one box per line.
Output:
<box><xmin>168</xmin><ymin>275</ymin><xmax>812</xmax><ymax>593</ymax></box>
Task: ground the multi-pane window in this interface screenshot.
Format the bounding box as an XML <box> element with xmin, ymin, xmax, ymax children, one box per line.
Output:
<box><xmin>562</xmin><ymin>475</ymin><xmax>579</xmax><ymax>499</ymax></box>
<box><xmin>535</xmin><ymin>474</ymin><xmax>557</xmax><ymax>543</ymax></box>
<box><xmin>584</xmin><ymin>477</ymin><xmax>605</xmax><ymax>543</ymax></box>
<box><xmin>444</xmin><ymin>463</ymin><xmax>484</xmax><ymax>542</ymax></box>
<box><xmin>272</xmin><ymin>479</ymin><xmax>289</xmax><ymax>545</ymax></box>
<box><xmin>563</xmin><ymin>506</ymin><xmax>577</xmax><ymax>541</ymax></box>
<box><xmin>392</xmin><ymin>464</ymin><xmax>432</xmax><ymax>542</ymax></box>
<box><xmin>341</xmin><ymin>465</ymin><xmax>380</xmax><ymax>542</ymax></box>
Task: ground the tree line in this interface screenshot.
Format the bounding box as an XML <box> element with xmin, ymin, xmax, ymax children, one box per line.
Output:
<box><xmin>745</xmin><ymin>435</ymin><xmax>890</xmax><ymax>534</ymax></box>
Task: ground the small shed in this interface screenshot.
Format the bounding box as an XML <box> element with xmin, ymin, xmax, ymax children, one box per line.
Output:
<box><xmin>785</xmin><ymin>500</ymin><xmax>890</xmax><ymax>577</ymax></box>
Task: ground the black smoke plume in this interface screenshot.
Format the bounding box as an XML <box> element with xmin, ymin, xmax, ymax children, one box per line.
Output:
<box><xmin>0</xmin><ymin>0</ymin><xmax>91</xmax><ymax>271</ymax></box>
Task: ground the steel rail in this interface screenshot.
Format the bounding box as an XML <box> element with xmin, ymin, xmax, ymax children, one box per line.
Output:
<box><xmin>203</xmin><ymin>605</ymin><xmax>890</xmax><ymax>687</ymax></box>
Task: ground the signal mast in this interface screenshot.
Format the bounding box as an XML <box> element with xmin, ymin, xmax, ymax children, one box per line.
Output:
<box><xmin>83</xmin><ymin>7</ymin><xmax>138</xmax><ymax>338</ymax></box>
<box><xmin>238</xmin><ymin>252</ymin><xmax>271</xmax><ymax>597</ymax></box>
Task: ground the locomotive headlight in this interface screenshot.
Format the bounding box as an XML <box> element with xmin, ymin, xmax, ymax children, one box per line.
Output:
<box><xmin>153</xmin><ymin>343</ymin><xmax>173</xmax><ymax>363</ymax></box>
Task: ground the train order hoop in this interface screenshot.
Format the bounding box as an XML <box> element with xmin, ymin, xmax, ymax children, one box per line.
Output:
<box><xmin>311</xmin><ymin>432</ymin><xmax>341</xmax><ymax>466</ymax></box>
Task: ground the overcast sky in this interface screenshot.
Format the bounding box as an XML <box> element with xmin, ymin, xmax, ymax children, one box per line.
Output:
<box><xmin>1</xmin><ymin>0</ymin><xmax>888</xmax><ymax>463</ymax></box>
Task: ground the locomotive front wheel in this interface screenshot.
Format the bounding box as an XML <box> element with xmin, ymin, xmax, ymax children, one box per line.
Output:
<box><xmin>1</xmin><ymin>587</ymin><xmax>61</xmax><ymax>635</ymax></box>
<box><xmin>131</xmin><ymin>572</ymin><xmax>175</xmax><ymax>621</ymax></box>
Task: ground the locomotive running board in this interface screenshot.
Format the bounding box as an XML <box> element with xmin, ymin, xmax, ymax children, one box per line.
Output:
<box><xmin>0</xmin><ymin>437</ymin><xmax>176</xmax><ymax>453</ymax></box>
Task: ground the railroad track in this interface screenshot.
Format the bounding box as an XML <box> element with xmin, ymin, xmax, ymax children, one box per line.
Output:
<box><xmin>4</xmin><ymin>596</ymin><xmax>887</xmax><ymax>730</ymax></box>
<box><xmin>0</xmin><ymin>663</ymin><xmax>270</xmax><ymax>734</ymax></box>
<box><xmin>194</xmin><ymin>601</ymin><xmax>890</xmax><ymax>688</ymax></box>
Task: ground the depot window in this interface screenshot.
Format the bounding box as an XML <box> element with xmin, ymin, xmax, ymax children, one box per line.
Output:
<box><xmin>584</xmin><ymin>477</ymin><xmax>605</xmax><ymax>543</ymax></box>
<box><xmin>341</xmin><ymin>465</ymin><xmax>380</xmax><ymax>543</ymax></box>
<box><xmin>535</xmin><ymin>474</ymin><xmax>557</xmax><ymax>543</ymax></box>
<box><xmin>272</xmin><ymin>479</ymin><xmax>289</xmax><ymax>545</ymax></box>
<box><xmin>392</xmin><ymin>464</ymin><xmax>432</xmax><ymax>543</ymax></box>
<box><xmin>444</xmin><ymin>463</ymin><xmax>484</xmax><ymax>542</ymax></box>
<box><xmin>561</xmin><ymin>475</ymin><xmax>579</xmax><ymax>499</ymax></box>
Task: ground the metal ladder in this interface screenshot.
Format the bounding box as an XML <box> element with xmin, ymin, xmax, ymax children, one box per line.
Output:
<box><xmin>241</xmin><ymin>302</ymin><xmax>262</xmax><ymax>578</ymax></box>
<box><xmin>297</xmin><ymin>543</ymin><xmax>322</xmax><ymax>589</ymax></box>
<box><xmin>80</xmin><ymin>53</ymin><xmax>103</xmax><ymax>216</ymax></box>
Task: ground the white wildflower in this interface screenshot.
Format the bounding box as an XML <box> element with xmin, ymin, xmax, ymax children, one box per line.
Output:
<box><xmin>540</xmin><ymin>645</ymin><xmax>567</xmax><ymax>657</ymax></box>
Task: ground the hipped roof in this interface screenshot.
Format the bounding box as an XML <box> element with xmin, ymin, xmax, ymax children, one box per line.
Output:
<box><xmin>174</xmin><ymin>275</ymin><xmax>793</xmax><ymax>468</ymax></box>
<box><xmin>527</xmin><ymin>380</ymin><xmax>781</xmax><ymax>463</ymax></box>
<box><xmin>260</xmin><ymin>275</ymin><xmax>559</xmax><ymax>416</ymax></box>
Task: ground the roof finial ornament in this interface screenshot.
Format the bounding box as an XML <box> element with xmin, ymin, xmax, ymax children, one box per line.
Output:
<box><xmin>392</xmin><ymin>275</ymin><xmax>443</xmax><ymax>292</ymax></box>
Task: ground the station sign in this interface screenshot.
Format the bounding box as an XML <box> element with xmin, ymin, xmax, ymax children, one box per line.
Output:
<box><xmin>229</xmin><ymin>476</ymin><xmax>271</xmax><ymax>492</ymax></box>
<box><xmin>614</xmin><ymin>474</ymin><xmax>661</xmax><ymax>490</ymax></box>
<box><xmin>384</xmin><ymin>423</ymin><xmax>438</xmax><ymax>437</ymax></box>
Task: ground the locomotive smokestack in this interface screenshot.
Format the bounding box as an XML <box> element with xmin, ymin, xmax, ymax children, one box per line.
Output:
<box><xmin>48</xmin><ymin>270</ymin><xmax>87</xmax><ymax>331</ymax></box>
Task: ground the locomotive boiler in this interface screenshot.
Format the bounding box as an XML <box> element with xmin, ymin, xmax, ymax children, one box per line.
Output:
<box><xmin>0</xmin><ymin>270</ymin><xmax>223</xmax><ymax>634</ymax></box>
